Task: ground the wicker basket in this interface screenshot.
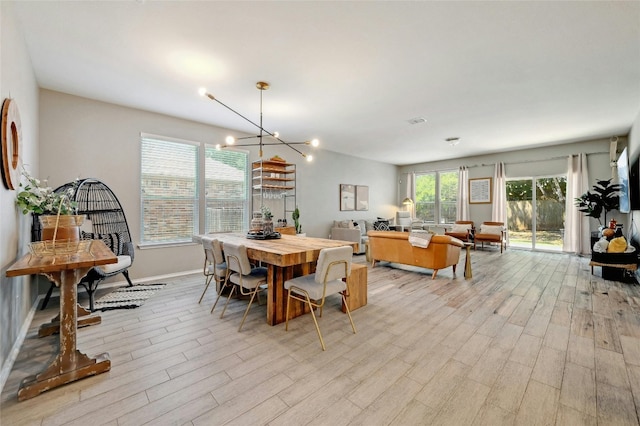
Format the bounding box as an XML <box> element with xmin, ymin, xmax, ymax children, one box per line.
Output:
<box><xmin>29</xmin><ymin>239</ymin><xmax>92</xmax><ymax>257</ymax></box>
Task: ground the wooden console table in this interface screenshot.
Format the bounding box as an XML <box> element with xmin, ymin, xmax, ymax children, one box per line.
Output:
<box><xmin>6</xmin><ymin>240</ymin><xmax>116</xmax><ymax>401</ymax></box>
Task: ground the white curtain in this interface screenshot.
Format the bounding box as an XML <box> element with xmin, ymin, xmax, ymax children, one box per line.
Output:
<box><xmin>492</xmin><ymin>162</ymin><xmax>507</xmax><ymax>223</ymax></box>
<box><xmin>406</xmin><ymin>172</ymin><xmax>415</xmax><ymax>201</ymax></box>
<box><xmin>564</xmin><ymin>153</ymin><xmax>590</xmax><ymax>254</ymax></box>
<box><xmin>457</xmin><ymin>166</ymin><xmax>469</xmax><ymax>220</ymax></box>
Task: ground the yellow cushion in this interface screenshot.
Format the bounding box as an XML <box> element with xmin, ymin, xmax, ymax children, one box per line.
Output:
<box><xmin>607</xmin><ymin>237</ymin><xmax>627</xmax><ymax>253</ymax></box>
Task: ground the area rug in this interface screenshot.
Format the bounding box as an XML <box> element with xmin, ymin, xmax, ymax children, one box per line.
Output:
<box><xmin>93</xmin><ymin>283</ymin><xmax>166</xmax><ymax>311</ymax></box>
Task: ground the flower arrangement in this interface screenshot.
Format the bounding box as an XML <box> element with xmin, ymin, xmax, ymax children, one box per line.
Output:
<box><xmin>260</xmin><ymin>205</ymin><xmax>273</xmax><ymax>220</ymax></box>
<box><xmin>16</xmin><ymin>169</ymin><xmax>78</xmax><ymax>215</ymax></box>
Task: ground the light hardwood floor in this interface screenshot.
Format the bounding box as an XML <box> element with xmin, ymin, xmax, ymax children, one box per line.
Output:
<box><xmin>2</xmin><ymin>248</ymin><xmax>640</xmax><ymax>425</ymax></box>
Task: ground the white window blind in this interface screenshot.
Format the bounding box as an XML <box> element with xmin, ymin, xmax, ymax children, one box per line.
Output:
<box><xmin>140</xmin><ymin>135</ymin><xmax>249</xmax><ymax>245</ymax></box>
<box><xmin>204</xmin><ymin>146</ymin><xmax>248</xmax><ymax>233</ymax></box>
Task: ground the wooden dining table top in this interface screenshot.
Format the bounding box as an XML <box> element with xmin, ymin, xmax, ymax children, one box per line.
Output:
<box><xmin>193</xmin><ymin>233</ymin><xmax>357</xmax><ymax>267</ymax></box>
<box><xmin>6</xmin><ymin>240</ymin><xmax>117</xmax><ymax>277</ymax></box>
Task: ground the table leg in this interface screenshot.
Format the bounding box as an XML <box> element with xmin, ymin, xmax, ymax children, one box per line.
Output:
<box><xmin>464</xmin><ymin>245</ymin><xmax>472</xmax><ymax>279</ymax></box>
<box><xmin>38</xmin><ymin>304</ymin><xmax>101</xmax><ymax>337</ymax></box>
<box><xmin>266</xmin><ymin>263</ymin><xmax>314</xmax><ymax>326</ymax></box>
<box><xmin>18</xmin><ymin>267</ymin><xmax>110</xmax><ymax>401</ymax></box>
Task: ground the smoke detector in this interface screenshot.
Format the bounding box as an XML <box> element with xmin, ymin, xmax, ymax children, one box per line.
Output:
<box><xmin>407</xmin><ymin>117</ymin><xmax>427</xmax><ymax>125</ymax></box>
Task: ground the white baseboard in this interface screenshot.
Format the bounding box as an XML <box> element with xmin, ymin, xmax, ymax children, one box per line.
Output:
<box><xmin>0</xmin><ymin>296</ymin><xmax>39</xmax><ymax>394</ymax></box>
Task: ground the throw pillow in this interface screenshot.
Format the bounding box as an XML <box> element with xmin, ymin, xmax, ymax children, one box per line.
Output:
<box><xmin>451</xmin><ymin>224</ymin><xmax>471</xmax><ymax>233</ymax></box>
<box><xmin>374</xmin><ymin>221</ymin><xmax>390</xmax><ymax>231</ymax></box>
<box><xmin>479</xmin><ymin>225</ymin><xmax>502</xmax><ymax>235</ymax></box>
<box><xmin>81</xmin><ymin>231</ymin><xmax>123</xmax><ymax>255</ymax></box>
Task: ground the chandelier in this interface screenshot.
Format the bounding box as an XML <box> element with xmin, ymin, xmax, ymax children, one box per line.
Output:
<box><xmin>199</xmin><ymin>81</ymin><xmax>319</xmax><ymax>161</ymax></box>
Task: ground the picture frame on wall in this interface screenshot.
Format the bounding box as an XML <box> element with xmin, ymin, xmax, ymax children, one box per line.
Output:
<box><xmin>469</xmin><ymin>177</ymin><xmax>492</xmax><ymax>204</ymax></box>
<box><xmin>356</xmin><ymin>185</ymin><xmax>369</xmax><ymax>211</ymax></box>
<box><xmin>340</xmin><ymin>184</ymin><xmax>355</xmax><ymax>211</ymax></box>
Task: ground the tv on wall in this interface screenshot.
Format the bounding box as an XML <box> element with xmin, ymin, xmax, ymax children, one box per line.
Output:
<box><xmin>618</xmin><ymin>147</ymin><xmax>630</xmax><ymax>213</ymax></box>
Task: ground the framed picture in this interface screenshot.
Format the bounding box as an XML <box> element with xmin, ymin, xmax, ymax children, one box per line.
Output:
<box><xmin>469</xmin><ymin>177</ymin><xmax>492</xmax><ymax>204</ymax></box>
<box><xmin>356</xmin><ymin>185</ymin><xmax>369</xmax><ymax>211</ymax></box>
<box><xmin>340</xmin><ymin>184</ymin><xmax>355</xmax><ymax>211</ymax></box>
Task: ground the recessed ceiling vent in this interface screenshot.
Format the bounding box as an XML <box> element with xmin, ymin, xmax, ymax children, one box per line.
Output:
<box><xmin>407</xmin><ymin>117</ymin><xmax>427</xmax><ymax>125</ymax></box>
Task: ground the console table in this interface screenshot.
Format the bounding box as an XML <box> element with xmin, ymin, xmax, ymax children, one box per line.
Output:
<box><xmin>6</xmin><ymin>240</ymin><xmax>116</xmax><ymax>401</ymax></box>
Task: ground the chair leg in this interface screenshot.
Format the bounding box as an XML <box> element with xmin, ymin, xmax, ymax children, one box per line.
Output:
<box><xmin>341</xmin><ymin>293</ymin><xmax>357</xmax><ymax>334</ymax></box>
<box><xmin>432</xmin><ymin>269</ymin><xmax>438</xmax><ymax>279</ymax></box>
<box><xmin>219</xmin><ymin>285</ymin><xmax>236</xmax><ymax>318</ymax></box>
<box><xmin>41</xmin><ymin>282</ymin><xmax>55</xmax><ymax>310</ymax></box>
<box><xmin>211</xmin><ymin>276</ymin><xmax>230</xmax><ymax>313</ymax></box>
<box><xmin>285</xmin><ymin>290</ymin><xmax>291</xmax><ymax>331</ymax></box>
<box><xmin>122</xmin><ymin>270</ymin><xmax>134</xmax><ymax>287</ymax></box>
<box><xmin>78</xmin><ymin>280</ymin><xmax>101</xmax><ymax>312</ymax></box>
<box><xmin>305</xmin><ymin>294</ymin><xmax>326</xmax><ymax>351</ymax></box>
<box><xmin>238</xmin><ymin>288</ymin><xmax>259</xmax><ymax>332</ymax></box>
<box><xmin>199</xmin><ymin>274</ymin><xmax>214</xmax><ymax>304</ymax></box>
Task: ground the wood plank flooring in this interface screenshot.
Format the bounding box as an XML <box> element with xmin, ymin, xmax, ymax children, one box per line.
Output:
<box><xmin>2</xmin><ymin>248</ymin><xmax>640</xmax><ymax>425</ymax></box>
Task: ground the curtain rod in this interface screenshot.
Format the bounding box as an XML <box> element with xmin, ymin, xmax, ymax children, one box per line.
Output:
<box><xmin>404</xmin><ymin>151</ymin><xmax>609</xmax><ymax>174</ymax></box>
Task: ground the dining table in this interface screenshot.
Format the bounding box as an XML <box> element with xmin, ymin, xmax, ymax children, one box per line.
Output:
<box><xmin>5</xmin><ymin>240</ymin><xmax>117</xmax><ymax>401</ymax></box>
<box><xmin>193</xmin><ymin>233</ymin><xmax>357</xmax><ymax>325</ymax></box>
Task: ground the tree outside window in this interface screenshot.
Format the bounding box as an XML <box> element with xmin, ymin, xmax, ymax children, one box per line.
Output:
<box><xmin>415</xmin><ymin>170</ymin><xmax>458</xmax><ymax>224</ymax></box>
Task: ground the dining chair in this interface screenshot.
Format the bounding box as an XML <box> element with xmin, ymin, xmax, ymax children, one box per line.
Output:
<box><xmin>199</xmin><ymin>237</ymin><xmax>227</xmax><ymax>304</ymax></box>
<box><xmin>284</xmin><ymin>245</ymin><xmax>356</xmax><ymax>351</ymax></box>
<box><xmin>218</xmin><ymin>242</ymin><xmax>268</xmax><ymax>331</ymax></box>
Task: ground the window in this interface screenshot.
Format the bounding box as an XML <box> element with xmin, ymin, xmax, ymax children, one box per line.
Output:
<box><xmin>414</xmin><ymin>170</ymin><xmax>458</xmax><ymax>224</ymax></box>
<box><xmin>141</xmin><ymin>134</ymin><xmax>248</xmax><ymax>245</ymax></box>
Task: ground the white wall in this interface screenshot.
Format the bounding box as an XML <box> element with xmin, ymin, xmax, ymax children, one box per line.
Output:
<box><xmin>0</xmin><ymin>1</ymin><xmax>40</xmax><ymax>387</ymax></box>
<box><xmin>38</xmin><ymin>90</ymin><xmax>398</xmax><ymax>280</ymax></box>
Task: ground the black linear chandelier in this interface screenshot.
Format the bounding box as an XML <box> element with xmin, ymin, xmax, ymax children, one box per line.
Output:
<box><xmin>199</xmin><ymin>81</ymin><xmax>319</xmax><ymax>162</ymax></box>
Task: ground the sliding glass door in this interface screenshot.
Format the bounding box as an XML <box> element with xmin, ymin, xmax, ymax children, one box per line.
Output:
<box><xmin>506</xmin><ymin>176</ymin><xmax>566</xmax><ymax>251</ymax></box>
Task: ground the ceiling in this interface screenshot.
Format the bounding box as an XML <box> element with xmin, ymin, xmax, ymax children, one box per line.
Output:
<box><xmin>11</xmin><ymin>1</ymin><xmax>640</xmax><ymax>166</ymax></box>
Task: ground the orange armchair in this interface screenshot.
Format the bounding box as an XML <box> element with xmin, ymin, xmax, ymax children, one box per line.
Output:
<box><xmin>474</xmin><ymin>221</ymin><xmax>507</xmax><ymax>253</ymax></box>
<box><xmin>445</xmin><ymin>221</ymin><xmax>475</xmax><ymax>242</ymax></box>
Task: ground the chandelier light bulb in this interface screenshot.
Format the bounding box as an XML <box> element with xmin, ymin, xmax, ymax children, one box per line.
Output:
<box><xmin>215</xmin><ymin>144</ymin><xmax>221</xmax><ymax>150</ymax></box>
<box><xmin>306</xmin><ymin>155</ymin><xmax>313</xmax><ymax>162</ymax></box>
<box><xmin>225</xmin><ymin>135</ymin><xmax>236</xmax><ymax>145</ymax></box>
<box><xmin>198</xmin><ymin>87</ymin><xmax>207</xmax><ymax>97</ymax></box>
<box><xmin>273</xmin><ymin>132</ymin><xmax>280</xmax><ymax>138</ymax></box>
<box><xmin>311</xmin><ymin>138</ymin><xmax>319</xmax><ymax>147</ymax></box>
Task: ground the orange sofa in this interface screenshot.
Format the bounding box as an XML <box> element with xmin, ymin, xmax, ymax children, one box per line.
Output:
<box><xmin>367</xmin><ymin>231</ymin><xmax>464</xmax><ymax>279</ymax></box>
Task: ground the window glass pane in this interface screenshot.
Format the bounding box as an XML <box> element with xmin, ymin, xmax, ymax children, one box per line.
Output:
<box><xmin>205</xmin><ymin>147</ymin><xmax>248</xmax><ymax>233</ymax></box>
<box><xmin>415</xmin><ymin>173</ymin><xmax>435</xmax><ymax>222</ymax></box>
<box><xmin>141</xmin><ymin>137</ymin><xmax>198</xmax><ymax>243</ymax></box>
<box><xmin>439</xmin><ymin>170</ymin><xmax>458</xmax><ymax>223</ymax></box>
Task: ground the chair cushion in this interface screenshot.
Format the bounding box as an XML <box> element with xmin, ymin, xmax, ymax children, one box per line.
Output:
<box><xmin>284</xmin><ymin>274</ymin><xmax>347</xmax><ymax>300</ymax></box>
<box><xmin>82</xmin><ymin>231</ymin><xmax>123</xmax><ymax>255</ymax></box>
<box><xmin>95</xmin><ymin>255</ymin><xmax>132</xmax><ymax>274</ymax></box>
<box><xmin>207</xmin><ymin>262</ymin><xmax>227</xmax><ymax>277</ymax></box>
<box><xmin>229</xmin><ymin>266</ymin><xmax>267</xmax><ymax>289</ymax></box>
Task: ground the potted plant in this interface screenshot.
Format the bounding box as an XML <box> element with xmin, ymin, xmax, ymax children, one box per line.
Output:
<box><xmin>292</xmin><ymin>206</ymin><xmax>304</xmax><ymax>236</ymax></box>
<box><xmin>574</xmin><ymin>178</ymin><xmax>621</xmax><ymax>228</ymax></box>
<box><xmin>16</xmin><ymin>169</ymin><xmax>82</xmax><ymax>241</ymax></box>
